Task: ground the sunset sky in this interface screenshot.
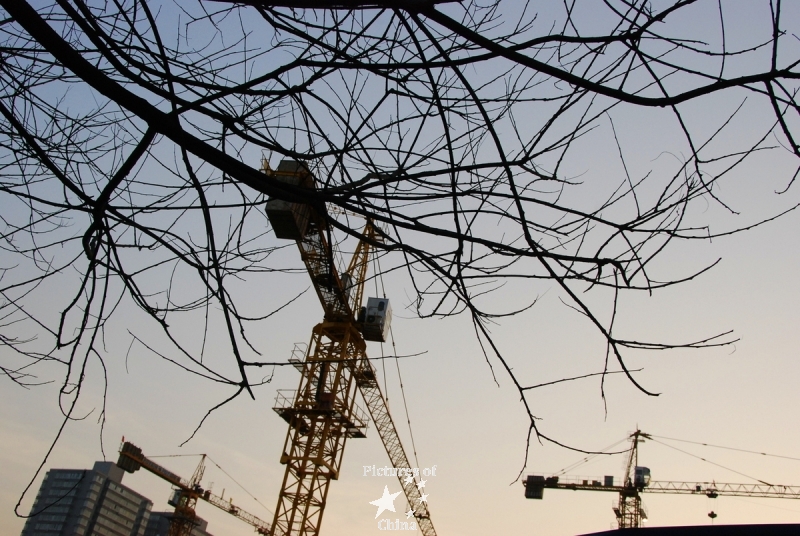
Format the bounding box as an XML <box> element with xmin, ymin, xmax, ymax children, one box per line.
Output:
<box><xmin>3</xmin><ymin>2</ymin><xmax>800</xmax><ymax>536</ymax></box>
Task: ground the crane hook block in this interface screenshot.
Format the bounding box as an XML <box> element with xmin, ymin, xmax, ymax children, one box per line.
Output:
<box><xmin>265</xmin><ymin>160</ymin><xmax>317</xmax><ymax>240</ymax></box>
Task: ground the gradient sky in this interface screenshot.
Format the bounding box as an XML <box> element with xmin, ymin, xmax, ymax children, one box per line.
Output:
<box><xmin>3</xmin><ymin>2</ymin><xmax>800</xmax><ymax>536</ymax></box>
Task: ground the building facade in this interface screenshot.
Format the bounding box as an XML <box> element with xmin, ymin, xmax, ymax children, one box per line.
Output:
<box><xmin>143</xmin><ymin>512</ymin><xmax>213</xmax><ymax>536</ymax></box>
<box><xmin>21</xmin><ymin>461</ymin><xmax>152</xmax><ymax>536</ymax></box>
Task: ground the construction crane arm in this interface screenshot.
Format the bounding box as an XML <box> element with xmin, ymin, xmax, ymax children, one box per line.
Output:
<box><xmin>200</xmin><ymin>490</ymin><xmax>272</xmax><ymax>534</ymax></box>
<box><xmin>356</xmin><ymin>360</ymin><xmax>435</xmax><ymax>536</ymax></box>
<box><xmin>264</xmin><ymin>160</ymin><xmax>352</xmax><ymax>321</ymax></box>
<box><xmin>645</xmin><ymin>481</ymin><xmax>800</xmax><ymax>499</ymax></box>
<box><xmin>117</xmin><ymin>441</ymin><xmax>271</xmax><ymax>535</ymax></box>
<box><xmin>524</xmin><ymin>475</ymin><xmax>800</xmax><ymax>499</ymax></box>
<box><xmin>117</xmin><ymin>441</ymin><xmax>190</xmax><ymax>490</ymax></box>
<box><xmin>525</xmin><ymin>476</ymin><xmax>622</xmax><ymax>495</ymax></box>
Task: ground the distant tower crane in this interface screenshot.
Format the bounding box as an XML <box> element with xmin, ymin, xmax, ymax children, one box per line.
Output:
<box><xmin>524</xmin><ymin>430</ymin><xmax>800</xmax><ymax>529</ymax></box>
<box><xmin>264</xmin><ymin>160</ymin><xmax>435</xmax><ymax>536</ymax></box>
<box><xmin>117</xmin><ymin>439</ymin><xmax>271</xmax><ymax>535</ymax></box>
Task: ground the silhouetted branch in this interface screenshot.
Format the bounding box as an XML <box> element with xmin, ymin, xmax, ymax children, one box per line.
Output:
<box><xmin>1</xmin><ymin>0</ymin><xmax>798</xmax><ymax>473</ymax></box>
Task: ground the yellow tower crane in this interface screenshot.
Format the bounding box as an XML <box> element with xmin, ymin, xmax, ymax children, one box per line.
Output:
<box><xmin>524</xmin><ymin>430</ymin><xmax>800</xmax><ymax>529</ymax></box>
<box><xmin>116</xmin><ymin>439</ymin><xmax>271</xmax><ymax>535</ymax></box>
<box><xmin>264</xmin><ymin>160</ymin><xmax>435</xmax><ymax>536</ymax></box>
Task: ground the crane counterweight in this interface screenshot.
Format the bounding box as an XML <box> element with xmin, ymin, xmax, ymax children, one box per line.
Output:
<box><xmin>264</xmin><ymin>160</ymin><xmax>317</xmax><ymax>240</ymax></box>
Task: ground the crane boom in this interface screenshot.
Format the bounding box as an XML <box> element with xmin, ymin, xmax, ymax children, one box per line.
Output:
<box><xmin>646</xmin><ymin>481</ymin><xmax>800</xmax><ymax>499</ymax></box>
<box><xmin>264</xmin><ymin>160</ymin><xmax>351</xmax><ymax>321</ymax></box>
<box><xmin>355</xmin><ymin>364</ymin><xmax>435</xmax><ymax>534</ymax></box>
<box><xmin>266</xmin><ymin>160</ymin><xmax>436</xmax><ymax>536</ymax></box>
<box><xmin>201</xmin><ymin>492</ymin><xmax>272</xmax><ymax>532</ymax></box>
<box><xmin>527</xmin><ymin>476</ymin><xmax>800</xmax><ymax>499</ymax></box>
<box><xmin>117</xmin><ymin>441</ymin><xmax>271</xmax><ymax>535</ymax></box>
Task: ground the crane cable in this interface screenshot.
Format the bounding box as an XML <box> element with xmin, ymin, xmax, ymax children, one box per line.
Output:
<box><xmin>552</xmin><ymin>436</ymin><xmax>631</xmax><ymax>477</ymax></box>
<box><xmin>647</xmin><ymin>437</ymin><xmax>773</xmax><ymax>486</ymax></box>
<box><xmin>375</xmin><ymin>247</ymin><xmax>421</xmax><ymax>469</ymax></box>
<box><xmin>373</xmin><ymin>250</ymin><xmax>390</xmax><ymax>405</ymax></box>
<box><xmin>146</xmin><ymin>453</ymin><xmax>275</xmax><ymax>516</ymax></box>
<box><xmin>205</xmin><ymin>455</ymin><xmax>275</xmax><ymax>517</ymax></box>
<box><xmin>550</xmin><ymin>431</ymin><xmax>795</xmax><ymax>485</ymax></box>
<box><xmin>649</xmin><ymin>434</ymin><xmax>800</xmax><ymax>463</ymax></box>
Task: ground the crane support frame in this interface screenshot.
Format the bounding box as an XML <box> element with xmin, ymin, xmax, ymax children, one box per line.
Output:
<box><xmin>266</xmin><ymin>160</ymin><xmax>436</xmax><ymax>536</ymax></box>
<box><xmin>271</xmin><ymin>322</ymin><xmax>366</xmax><ymax>536</ymax></box>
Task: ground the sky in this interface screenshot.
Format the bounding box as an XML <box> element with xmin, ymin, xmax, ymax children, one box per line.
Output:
<box><xmin>3</xmin><ymin>1</ymin><xmax>800</xmax><ymax>536</ymax></box>
<box><xmin>5</xmin><ymin>206</ymin><xmax>800</xmax><ymax>536</ymax></box>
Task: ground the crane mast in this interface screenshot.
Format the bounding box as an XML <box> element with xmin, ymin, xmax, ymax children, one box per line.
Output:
<box><xmin>117</xmin><ymin>440</ymin><xmax>271</xmax><ymax>535</ymax></box>
<box><xmin>614</xmin><ymin>429</ymin><xmax>649</xmax><ymax>528</ymax></box>
<box><xmin>170</xmin><ymin>452</ymin><xmax>206</xmax><ymax>536</ymax></box>
<box><xmin>266</xmin><ymin>160</ymin><xmax>435</xmax><ymax>536</ymax></box>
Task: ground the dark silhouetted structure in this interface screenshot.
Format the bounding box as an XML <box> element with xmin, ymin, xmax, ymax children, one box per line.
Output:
<box><xmin>143</xmin><ymin>512</ymin><xmax>213</xmax><ymax>536</ymax></box>
<box><xmin>583</xmin><ymin>525</ymin><xmax>800</xmax><ymax>536</ymax></box>
<box><xmin>20</xmin><ymin>462</ymin><xmax>152</xmax><ymax>536</ymax></box>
